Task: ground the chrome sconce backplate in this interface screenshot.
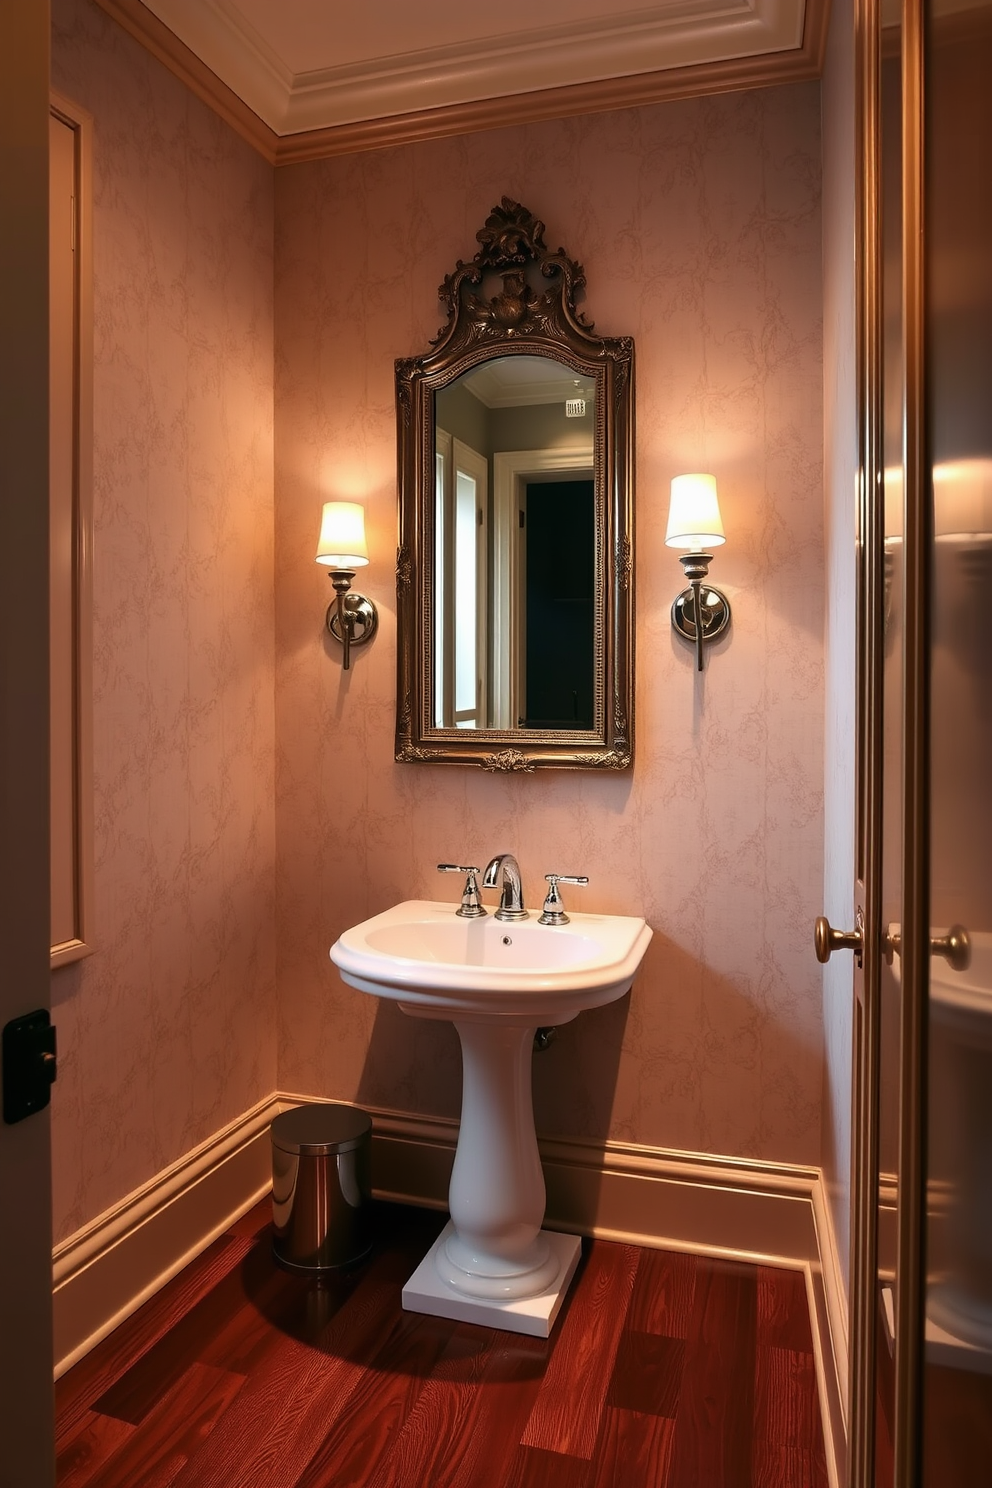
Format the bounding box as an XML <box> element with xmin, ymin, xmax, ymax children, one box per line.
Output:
<box><xmin>326</xmin><ymin>593</ymin><xmax>379</xmax><ymax>649</ymax></box>
<box><xmin>670</xmin><ymin>585</ymin><xmax>732</xmax><ymax>645</ymax></box>
<box><xmin>670</xmin><ymin>551</ymin><xmax>732</xmax><ymax>670</ymax></box>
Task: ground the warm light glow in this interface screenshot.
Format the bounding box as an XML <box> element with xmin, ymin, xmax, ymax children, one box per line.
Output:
<box><xmin>884</xmin><ymin>465</ymin><xmax>903</xmax><ymax>541</ymax></box>
<box><xmin>315</xmin><ymin>501</ymin><xmax>369</xmax><ymax>568</ymax></box>
<box><xmin>933</xmin><ymin>458</ymin><xmax>992</xmax><ymax>539</ymax></box>
<box><xmin>665</xmin><ymin>473</ymin><xmax>726</xmax><ymax>549</ymax></box>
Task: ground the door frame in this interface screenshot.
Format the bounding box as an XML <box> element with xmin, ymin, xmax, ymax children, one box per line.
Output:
<box><xmin>0</xmin><ymin>2</ymin><xmax>57</xmax><ymax>1483</ymax></box>
<box><xmin>850</xmin><ymin>0</ymin><xmax>934</xmax><ymax>1481</ymax></box>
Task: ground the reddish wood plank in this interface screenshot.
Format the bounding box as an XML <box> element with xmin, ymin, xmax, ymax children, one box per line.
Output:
<box><xmin>364</xmin><ymin>1325</ymin><xmax>552</xmax><ymax>1488</ymax></box>
<box><xmin>609</xmin><ymin>1331</ymin><xmax>685</xmax><ymax>1418</ymax></box>
<box><xmin>753</xmin><ymin>1346</ymin><xmax>828</xmax><ymax>1488</ymax></box>
<box><xmin>627</xmin><ymin>1248</ymin><xmax>697</xmax><ymax>1339</ymax></box>
<box><xmin>166</xmin><ymin>1245</ymin><xmax>423</xmax><ymax>1488</ymax></box>
<box><xmin>589</xmin><ymin>1407</ymin><xmax>676</xmax><ymax>1488</ymax></box>
<box><xmin>92</xmin><ymin>1239</ymin><xmax>310</xmax><ymax>1424</ymax></box>
<box><xmin>757</xmin><ymin>1266</ymin><xmax>815</xmax><ymax>1354</ymax></box>
<box><xmin>520</xmin><ymin>1240</ymin><xmax>640</xmax><ymax>1460</ymax></box>
<box><xmin>54</xmin><ymin>1204</ymin><xmax>831</xmax><ymax>1488</ymax></box>
<box><xmin>667</xmin><ymin>1258</ymin><xmax>758</xmax><ymax>1488</ymax></box>
<box><xmin>504</xmin><ymin>1445</ymin><xmax>592</xmax><ymax>1488</ymax></box>
<box><xmin>55</xmin><ymin>1411</ymin><xmax>135</xmax><ymax>1488</ymax></box>
<box><xmin>294</xmin><ymin>1309</ymin><xmax>455</xmax><ymax>1488</ymax></box>
<box><xmin>93</xmin><ymin>1208</ymin><xmax>438</xmax><ymax>1428</ymax></box>
<box><xmin>194</xmin><ymin>1251</ymin><xmax>318</xmax><ymax>1378</ymax></box>
<box><xmin>359</xmin><ymin>1324</ymin><xmax>500</xmax><ymax>1488</ymax></box>
<box><xmin>75</xmin><ymin>1363</ymin><xmax>245</xmax><ymax>1488</ymax></box>
<box><xmin>55</xmin><ymin>1234</ymin><xmax>254</xmax><ymax>1447</ymax></box>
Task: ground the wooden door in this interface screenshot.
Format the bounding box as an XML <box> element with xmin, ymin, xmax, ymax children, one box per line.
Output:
<box><xmin>0</xmin><ymin>2</ymin><xmax>57</xmax><ymax>1484</ymax></box>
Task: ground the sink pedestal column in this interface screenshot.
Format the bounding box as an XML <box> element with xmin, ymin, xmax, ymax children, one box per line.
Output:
<box><xmin>399</xmin><ymin>1010</ymin><xmax>582</xmax><ymax>1337</ymax></box>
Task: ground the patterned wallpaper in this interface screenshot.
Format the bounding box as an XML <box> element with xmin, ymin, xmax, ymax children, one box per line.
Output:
<box><xmin>273</xmin><ymin>87</ymin><xmax>826</xmax><ymax>1166</ymax></box>
<box><xmin>47</xmin><ymin>0</ymin><xmax>826</xmax><ymax>1246</ymax></box>
<box><xmin>50</xmin><ymin>0</ymin><xmax>277</xmax><ymax>1243</ymax></box>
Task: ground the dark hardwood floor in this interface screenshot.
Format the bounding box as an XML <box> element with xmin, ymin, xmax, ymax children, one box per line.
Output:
<box><xmin>55</xmin><ymin>1201</ymin><xmax>829</xmax><ymax>1487</ymax></box>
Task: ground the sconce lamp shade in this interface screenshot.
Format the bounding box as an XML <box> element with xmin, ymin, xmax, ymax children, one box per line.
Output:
<box><xmin>933</xmin><ymin>458</ymin><xmax>992</xmax><ymax>538</ymax></box>
<box><xmin>315</xmin><ymin>501</ymin><xmax>369</xmax><ymax>568</ymax></box>
<box><xmin>665</xmin><ymin>474</ymin><xmax>726</xmax><ymax>550</ymax></box>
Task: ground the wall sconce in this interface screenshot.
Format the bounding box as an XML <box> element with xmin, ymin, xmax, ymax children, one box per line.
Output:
<box><xmin>665</xmin><ymin>473</ymin><xmax>732</xmax><ymax>672</ymax></box>
<box><xmin>315</xmin><ymin>501</ymin><xmax>378</xmax><ymax>670</ymax></box>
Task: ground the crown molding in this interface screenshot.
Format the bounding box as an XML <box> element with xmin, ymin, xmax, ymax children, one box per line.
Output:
<box><xmin>92</xmin><ymin>0</ymin><xmax>827</xmax><ymax>165</ymax></box>
<box><xmin>142</xmin><ymin>0</ymin><xmax>803</xmax><ymax>133</ymax></box>
<box><xmin>276</xmin><ymin>19</ymin><xmax>827</xmax><ymax>163</ymax></box>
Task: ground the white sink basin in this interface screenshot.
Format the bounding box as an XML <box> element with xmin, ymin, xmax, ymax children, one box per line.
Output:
<box><xmin>329</xmin><ymin>895</ymin><xmax>651</xmax><ymax>1338</ymax></box>
<box><xmin>331</xmin><ymin>898</ymin><xmax>652</xmax><ymax>1018</ymax></box>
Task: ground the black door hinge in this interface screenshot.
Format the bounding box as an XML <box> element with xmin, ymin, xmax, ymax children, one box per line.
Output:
<box><xmin>2</xmin><ymin>1010</ymin><xmax>57</xmax><ymax>1124</ymax></box>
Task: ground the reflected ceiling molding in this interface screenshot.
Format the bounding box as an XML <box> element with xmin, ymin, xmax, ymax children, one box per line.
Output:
<box><xmin>93</xmin><ymin>0</ymin><xmax>828</xmax><ymax>165</ymax></box>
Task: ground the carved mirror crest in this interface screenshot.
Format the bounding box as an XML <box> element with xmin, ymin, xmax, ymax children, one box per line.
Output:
<box><xmin>395</xmin><ymin>198</ymin><xmax>634</xmax><ymax>771</ymax></box>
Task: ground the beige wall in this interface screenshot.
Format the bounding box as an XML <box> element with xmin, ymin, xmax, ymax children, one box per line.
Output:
<box><xmin>49</xmin><ymin>0</ymin><xmax>276</xmax><ymax>1242</ymax></box>
<box><xmin>274</xmin><ymin>87</ymin><xmax>826</xmax><ymax>1165</ymax></box>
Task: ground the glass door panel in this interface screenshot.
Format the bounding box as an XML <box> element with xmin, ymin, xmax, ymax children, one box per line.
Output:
<box><xmin>874</xmin><ymin>13</ymin><xmax>903</xmax><ymax>1480</ymax></box>
<box><xmin>922</xmin><ymin>0</ymin><xmax>992</xmax><ymax>1478</ymax></box>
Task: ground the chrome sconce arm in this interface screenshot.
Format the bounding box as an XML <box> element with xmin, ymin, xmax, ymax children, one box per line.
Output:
<box><xmin>315</xmin><ymin>502</ymin><xmax>378</xmax><ymax>670</ymax></box>
<box><xmin>665</xmin><ymin>474</ymin><xmax>732</xmax><ymax>672</ymax></box>
<box><xmin>324</xmin><ymin>571</ymin><xmax>378</xmax><ymax>671</ymax></box>
<box><xmin>671</xmin><ymin>552</ymin><xmax>732</xmax><ymax>673</ymax></box>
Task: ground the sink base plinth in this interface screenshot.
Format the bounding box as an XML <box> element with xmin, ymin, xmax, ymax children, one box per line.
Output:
<box><xmin>439</xmin><ymin>1230</ymin><xmax>561</xmax><ymax>1299</ymax></box>
<box><xmin>402</xmin><ymin>1221</ymin><xmax>582</xmax><ymax>1337</ymax></box>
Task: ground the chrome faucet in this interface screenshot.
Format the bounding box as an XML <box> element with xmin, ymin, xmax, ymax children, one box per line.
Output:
<box><xmin>483</xmin><ymin>853</ymin><xmax>528</xmax><ymax>922</ymax></box>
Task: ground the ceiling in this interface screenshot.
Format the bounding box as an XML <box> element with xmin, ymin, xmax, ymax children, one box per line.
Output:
<box><xmin>99</xmin><ymin>0</ymin><xmax>825</xmax><ymax>161</ymax></box>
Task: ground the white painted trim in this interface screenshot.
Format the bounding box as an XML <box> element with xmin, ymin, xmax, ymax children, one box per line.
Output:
<box><xmin>138</xmin><ymin>0</ymin><xmax>807</xmax><ymax>135</ymax></box>
<box><xmin>492</xmin><ymin>449</ymin><xmax>594</xmax><ymax>731</ymax></box>
<box><xmin>364</xmin><ymin>1102</ymin><xmax>819</xmax><ymax>1258</ymax></box>
<box><xmin>52</xmin><ymin>1094</ymin><xmax>280</xmax><ymax>1377</ymax></box>
<box><xmin>52</xmin><ymin>1088</ymin><xmax>849</xmax><ymax>1486</ymax></box>
<box><xmin>810</xmin><ymin>1180</ymin><xmax>850</xmax><ymax>1488</ymax></box>
<box><xmin>49</xmin><ymin>92</ymin><xmax>95</xmax><ymax>971</ymax></box>
<box><xmin>812</xmin><ymin>1179</ymin><xmax>850</xmax><ymax>1421</ymax></box>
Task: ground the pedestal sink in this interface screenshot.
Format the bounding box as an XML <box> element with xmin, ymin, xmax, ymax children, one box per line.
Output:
<box><xmin>331</xmin><ymin>899</ymin><xmax>652</xmax><ymax>1336</ymax></box>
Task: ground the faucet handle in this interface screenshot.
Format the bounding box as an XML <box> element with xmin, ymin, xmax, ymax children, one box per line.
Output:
<box><xmin>437</xmin><ymin>864</ymin><xmax>487</xmax><ymax>919</ymax></box>
<box><xmin>538</xmin><ymin>874</ymin><xmax>589</xmax><ymax>926</ymax></box>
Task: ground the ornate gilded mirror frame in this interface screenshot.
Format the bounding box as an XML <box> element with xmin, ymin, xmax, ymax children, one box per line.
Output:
<box><xmin>395</xmin><ymin>198</ymin><xmax>634</xmax><ymax>771</ymax></box>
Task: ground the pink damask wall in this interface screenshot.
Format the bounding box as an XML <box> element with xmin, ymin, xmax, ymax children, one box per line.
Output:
<box><xmin>43</xmin><ymin>0</ymin><xmax>825</xmax><ymax>1247</ymax></box>
<box><xmin>50</xmin><ymin>0</ymin><xmax>276</xmax><ymax>1242</ymax></box>
<box><xmin>274</xmin><ymin>86</ymin><xmax>826</xmax><ymax>1164</ymax></box>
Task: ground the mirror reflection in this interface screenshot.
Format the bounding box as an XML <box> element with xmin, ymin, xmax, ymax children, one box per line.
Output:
<box><xmin>433</xmin><ymin>355</ymin><xmax>596</xmax><ymax>731</ymax></box>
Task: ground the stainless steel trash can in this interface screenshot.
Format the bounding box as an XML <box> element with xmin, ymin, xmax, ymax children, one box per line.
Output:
<box><xmin>270</xmin><ymin>1103</ymin><xmax>373</xmax><ymax>1274</ymax></box>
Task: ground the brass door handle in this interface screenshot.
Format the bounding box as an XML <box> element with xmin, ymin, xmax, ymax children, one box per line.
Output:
<box><xmin>815</xmin><ymin>909</ymin><xmax>864</xmax><ymax>966</ymax></box>
<box><xmin>883</xmin><ymin>924</ymin><xmax>970</xmax><ymax>972</ymax></box>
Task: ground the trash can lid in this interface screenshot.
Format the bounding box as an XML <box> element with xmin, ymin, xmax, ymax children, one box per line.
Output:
<box><xmin>271</xmin><ymin>1103</ymin><xmax>372</xmax><ymax>1155</ymax></box>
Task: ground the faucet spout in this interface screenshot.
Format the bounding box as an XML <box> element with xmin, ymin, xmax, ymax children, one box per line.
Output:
<box><xmin>483</xmin><ymin>853</ymin><xmax>528</xmax><ymax>922</ymax></box>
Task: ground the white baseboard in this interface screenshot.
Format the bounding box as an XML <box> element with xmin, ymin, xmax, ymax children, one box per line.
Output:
<box><xmin>52</xmin><ymin>1094</ymin><xmax>280</xmax><ymax>1377</ymax></box>
<box><xmin>52</xmin><ymin>1090</ymin><xmax>850</xmax><ymax>1488</ymax></box>
<box><xmin>810</xmin><ymin>1179</ymin><xmax>850</xmax><ymax>1488</ymax></box>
